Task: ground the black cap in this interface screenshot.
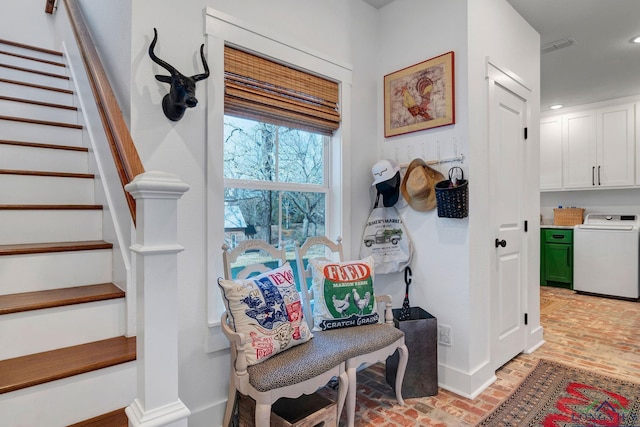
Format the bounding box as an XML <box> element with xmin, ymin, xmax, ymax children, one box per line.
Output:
<box><xmin>375</xmin><ymin>171</ymin><xmax>401</xmax><ymax>207</ymax></box>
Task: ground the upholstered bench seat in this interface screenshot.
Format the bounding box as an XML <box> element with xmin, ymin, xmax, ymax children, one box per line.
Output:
<box><xmin>248</xmin><ymin>324</ymin><xmax>404</xmax><ymax>392</ymax></box>
<box><xmin>317</xmin><ymin>324</ymin><xmax>405</xmax><ymax>360</ymax></box>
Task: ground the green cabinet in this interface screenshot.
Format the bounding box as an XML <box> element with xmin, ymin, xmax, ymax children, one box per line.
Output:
<box><xmin>540</xmin><ymin>228</ymin><xmax>573</xmax><ymax>289</ymax></box>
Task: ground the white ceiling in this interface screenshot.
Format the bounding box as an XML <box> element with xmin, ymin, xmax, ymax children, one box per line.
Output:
<box><xmin>363</xmin><ymin>0</ymin><xmax>640</xmax><ymax>111</ymax></box>
<box><xmin>507</xmin><ymin>0</ymin><xmax>640</xmax><ymax>110</ymax></box>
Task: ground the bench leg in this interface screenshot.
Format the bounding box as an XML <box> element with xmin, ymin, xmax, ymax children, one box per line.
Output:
<box><xmin>254</xmin><ymin>403</ymin><xmax>271</xmax><ymax>427</ymax></box>
<box><xmin>346</xmin><ymin>366</ymin><xmax>357</xmax><ymax>427</ymax></box>
<box><xmin>222</xmin><ymin>386</ymin><xmax>236</xmax><ymax>427</ymax></box>
<box><xmin>336</xmin><ymin>371</ymin><xmax>348</xmax><ymax>422</ymax></box>
<box><xmin>394</xmin><ymin>344</ymin><xmax>409</xmax><ymax>406</ymax></box>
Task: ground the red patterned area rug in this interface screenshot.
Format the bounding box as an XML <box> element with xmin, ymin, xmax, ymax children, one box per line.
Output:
<box><xmin>477</xmin><ymin>359</ymin><xmax>640</xmax><ymax>426</ymax></box>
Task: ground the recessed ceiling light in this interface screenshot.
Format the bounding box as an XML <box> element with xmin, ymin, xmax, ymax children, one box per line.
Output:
<box><xmin>549</xmin><ymin>104</ymin><xmax>563</xmax><ymax>110</ymax></box>
<box><xmin>630</xmin><ymin>35</ymin><xmax>640</xmax><ymax>44</ymax></box>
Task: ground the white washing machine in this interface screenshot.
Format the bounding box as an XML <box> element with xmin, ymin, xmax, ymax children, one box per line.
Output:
<box><xmin>574</xmin><ymin>214</ymin><xmax>640</xmax><ymax>299</ymax></box>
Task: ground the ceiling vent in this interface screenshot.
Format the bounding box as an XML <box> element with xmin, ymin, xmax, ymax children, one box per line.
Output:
<box><xmin>541</xmin><ymin>37</ymin><xmax>576</xmax><ymax>54</ymax></box>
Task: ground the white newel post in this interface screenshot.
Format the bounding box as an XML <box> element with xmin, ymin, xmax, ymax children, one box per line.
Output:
<box><xmin>124</xmin><ymin>171</ymin><xmax>191</xmax><ymax>427</ymax></box>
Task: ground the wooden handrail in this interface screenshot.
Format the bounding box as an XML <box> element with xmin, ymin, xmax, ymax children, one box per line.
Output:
<box><xmin>45</xmin><ymin>0</ymin><xmax>55</xmax><ymax>14</ymax></box>
<box><xmin>62</xmin><ymin>0</ymin><xmax>144</xmax><ymax>225</ymax></box>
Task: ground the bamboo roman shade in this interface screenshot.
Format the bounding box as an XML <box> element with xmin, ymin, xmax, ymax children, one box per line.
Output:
<box><xmin>224</xmin><ymin>46</ymin><xmax>340</xmax><ymax>135</ymax></box>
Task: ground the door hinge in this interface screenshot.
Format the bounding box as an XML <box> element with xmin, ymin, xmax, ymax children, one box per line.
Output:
<box><xmin>524</xmin><ymin>220</ymin><xmax>528</xmax><ymax>232</ymax></box>
<box><xmin>524</xmin><ymin>313</ymin><xmax>528</xmax><ymax>325</ymax></box>
<box><xmin>524</xmin><ymin>127</ymin><xmax>528</xmax><ymax>140</ymax></box>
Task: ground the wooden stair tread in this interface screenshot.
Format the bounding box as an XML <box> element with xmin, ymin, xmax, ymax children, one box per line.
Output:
<box><xmin>0</xmin><ymin>49</ymin><xmax>66</xmax><ymax>68</ymax></box>
<box><xmin>0</xmin><ymin>283</ymin><xmax>125</xmax><ymax>315</ymax></box>
<box><xmin>0</xmin><ymin>139</ymin><xmax>88</xmax><ymax>152</ymax></box>
<box><xmin>0</xmin><ymin>240</ymin><xmax>113</xmax><ymax>256</ymax></box>
<box><xmin>0</xmin><ymin>169</ymin><xmax>94</xmax><ymax>179</ymax></box>
<box><xmin>0</xmin><ymin>63</ymin><xmax>69</xmax><ymax>80</ymax></box>
<box><xmin>0</xmin><ymin>336</ymin><xmax>136</xmax><ymax>394</ymax></box>
<box><xmin>0</xmin><ymin>39</ymin><xmax>63</xmax><ymax>57</ymax></box>
<box><xmin>0</xmin><ymin>95</ymin><xmax>77</xmax><ymax>110</ymax></box>
<box><xmin>0</xmin><ymin>115</ymin><xmax>82</xmax><ymax>129</ymax></box>
<box><xmin>0</xmin><ymin>77</ymin><xmax>73</xmax><ymax>94</ymax></box>
<box><xmin>68</xmin><ymin>409</ymin><xmax>128</xmax><ymax>427</ymax></box>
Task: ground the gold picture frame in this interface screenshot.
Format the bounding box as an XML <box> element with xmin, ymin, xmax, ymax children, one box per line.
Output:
<box><xmin>384</xmin><ymin>51</ymin><xmax>455</xmax><ymax>137</ymax></box>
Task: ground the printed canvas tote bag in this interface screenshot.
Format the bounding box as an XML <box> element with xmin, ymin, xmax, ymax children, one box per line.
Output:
<box><xmin>360</xmin><ymin>194</ymin><xmax>413</xmax><ymax>274</ymax></box>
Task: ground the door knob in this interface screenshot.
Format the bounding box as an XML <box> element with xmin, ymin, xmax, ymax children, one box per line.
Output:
<box><xmin>495</xmin><ymin>238</ymin><xmax>507</xmax><ymax>248</ymax></box>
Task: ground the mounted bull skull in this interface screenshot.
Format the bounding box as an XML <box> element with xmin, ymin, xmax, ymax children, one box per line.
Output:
<box><xmin>148</xmin><ymin>28</ymin><xmax>210</xmax><ymax>121</ymax></box>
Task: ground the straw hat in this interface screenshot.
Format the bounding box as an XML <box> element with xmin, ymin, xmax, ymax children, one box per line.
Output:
<box><xmin>401</xmin><ymin>159</ymin><xmax>445</xmax><ymax>211</ymax></box>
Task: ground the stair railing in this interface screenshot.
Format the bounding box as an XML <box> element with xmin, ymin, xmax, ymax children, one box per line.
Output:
<box><xmin>62</xmin><ymin>0</ymin><xmax>144</xmax><ymax>225</ymax></box>
<box><xmin>50</xmin><ymin>2</ymin><xmax>192</xmax><ymax>424</ymax></box>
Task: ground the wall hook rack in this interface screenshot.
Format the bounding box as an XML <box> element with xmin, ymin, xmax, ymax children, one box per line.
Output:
<box><xmin>399</xmin><ymin>153</ymin><xmax>464</xmax><ymax>168</ymax></box>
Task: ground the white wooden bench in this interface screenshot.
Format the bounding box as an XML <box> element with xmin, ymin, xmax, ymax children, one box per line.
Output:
<box><xmin>218</xmin><ymin>238</ymin><xmax>407</xmax><ymax>427</ymax></box>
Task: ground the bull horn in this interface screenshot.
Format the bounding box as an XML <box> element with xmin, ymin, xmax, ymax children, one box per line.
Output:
<box><xmin>148</xmin><ymin>28</ymin><xmax>178</xmax><ymax>76</ymax></box>
<box><xmin>191</xmin><ymin>44</ymin><xmax>210</xmax><ymax>82</ymax></box>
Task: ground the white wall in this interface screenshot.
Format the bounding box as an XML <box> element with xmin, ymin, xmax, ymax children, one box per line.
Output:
<box><xmin>120</xmin><ymin>1</ymin><xmax>378</xmax><ymax>424</ymax></box>
<box><xmin>376</xmin><ymin>0</ymin><xmax>475</xmax><ymax>394</ymax></box>
<box><xmin>77</xmin><ymin>0</ymin><xmax>132</xmax><ymax>123</ymax></box>
<box><xmin>467</xmin><ymin>0</ymin><xmax>542</xmax><ymax>394</ymax></box>
<box><xmin>542</xmin><ymin>189</ymin><xmax>640</xmax><ymax>221</ymax></box>
<box><xmin>46</xmin><ymin>0</ymin><xmax>540</xmax><ymax>421</ymax></box>
<box><xmin>0</xmin><ymin>0</ymin><xmax>58</xmax><ymax>48</ymax></box>
<box><xmin>374</xmin><ymin>0</ymin><xmax>540</xmax><ymax>397</ymax></box>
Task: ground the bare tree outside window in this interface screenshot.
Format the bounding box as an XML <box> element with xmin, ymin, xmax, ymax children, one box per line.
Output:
<box><xmin>223</xmin><ymin>116</ymin><xmax>327</xmax><ymax>253</ymax></box>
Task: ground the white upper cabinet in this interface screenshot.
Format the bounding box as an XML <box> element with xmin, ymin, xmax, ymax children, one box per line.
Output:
<box><xmin>562</xmin><ymin>110</ymin><xmax>597</xmax><ymax>189</ymax></box>
<box><xmin>596</xmin><ymin>103</ymin><xmax>635</xmax><ymax>188</ymax></box>
<box><xmin>541</xmin><ymin>101</ymin><xmax>636</xmax><ymax>191</ymax></box>
<box><xmin>540</xmin><ymin>115</ymin><xmax>563</xmax><ymax>190</ymax></box>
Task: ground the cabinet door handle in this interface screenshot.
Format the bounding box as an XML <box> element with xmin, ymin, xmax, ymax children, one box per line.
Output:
<box><xmin>552</xmin><ymin>234</ymin><xmax>565</xmax><ymax>239</ymax></box>
<box><xmin>592</xmin><ymin>166</ymin><xmax>595</xmax><ymax>186</ymax></box>
<box><xmin>598</xmin><ymin>165</ymin><xmax>601</xmax><ymax>185</ymax></box>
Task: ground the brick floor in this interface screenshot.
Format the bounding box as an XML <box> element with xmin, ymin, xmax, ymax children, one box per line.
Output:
<box><xmin>321</xmin><ymin>287</ymin><xmax>640</xmax><ymax>426</ymax></box>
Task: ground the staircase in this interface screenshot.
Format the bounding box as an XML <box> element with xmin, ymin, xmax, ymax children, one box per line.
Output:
<box><xmin>0</xmin><ymin>39</ymin><xmax>135</xmax><ymax>426</ymax></box>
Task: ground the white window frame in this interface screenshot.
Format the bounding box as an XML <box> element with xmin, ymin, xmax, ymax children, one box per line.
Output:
<box><xmin>204</xmin><ymin>8</ymin><xmax>353</xmax><ymax>352</ymax></box>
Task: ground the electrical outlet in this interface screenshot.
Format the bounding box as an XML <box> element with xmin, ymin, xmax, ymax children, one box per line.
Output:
<box><xmin>438</xmin><ymin>324</ymin><xmax>452</xmax><ymax>346</ymax></box>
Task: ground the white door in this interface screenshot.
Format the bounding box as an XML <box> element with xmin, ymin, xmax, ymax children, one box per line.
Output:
<box><xmin>487</xmin><ymin>64</ymin><xmax>528</xmax><ymax>370</ymax></box>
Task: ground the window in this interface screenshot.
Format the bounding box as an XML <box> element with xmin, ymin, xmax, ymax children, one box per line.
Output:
<box><xmin>223</xmin><ymin>116</ymin><xmax>328</xmax><ymax>253</ymax></box>
<box><xmin>205</xmin><ymin>9</ymin><xmax>352</xmax><ymax>337</ymax></box>
<box><xmin>223</xmin><ymin>46</ymin><xmax>340</xmax><ymax>271</ymax></box>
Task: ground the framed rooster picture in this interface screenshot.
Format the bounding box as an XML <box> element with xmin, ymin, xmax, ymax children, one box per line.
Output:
<box><xmin>384</xmin><ymin>51</ymin><xmax>455</xmax><ymax>137</ymax></box>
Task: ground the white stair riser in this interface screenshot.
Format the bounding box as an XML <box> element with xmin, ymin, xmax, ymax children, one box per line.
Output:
<box><xmin>0</xmin><ymin>249</ymin><xmax>112</xmax><ymax>294</ymax></box>
<box><xmin>0</xmin><ymin>44</ymin><xmax>64</xmax><ymax>63</ymax></box>
<box><xmin>0</xmin><ymin>66</ymin><xmax>70</xmax><ymax>90</ymax></box>
<box><xmin>0</xmin><ymin>175</ymin><xmax>94</xmax><ymax>204</ymax></box>
<box><xmin>0</xmin><ymin>299</ymin><xmax>125</xmax><ymax>360</ymax></box>
<box><xmin>0</xmin><ymin>120</ymin><xmax>82</xmax><ymax>146</ymax></box>
<box><xmin>0</xmin><ymin>98</ymin><xmax>78</xmax><ymax>123</ymax></box>
<box><xmin>0</xmin><ymin>52</ymin><xmax>66</xmax><ymax>75</ymax></box>
<box><xmin>0</xmin><ymin>361</ymin><xmax>136</xmax><ymax>427</ymax></box>
<box><xmin>0</xmin><ymin>144</ymin><xmax>88</xmax><ymax>173</ymax></box>
<box><xmin>0</xmin><ymin>209</ymin><xmax>102</xmax><ymax>245</ymax></box>
<box><xmin>0</xmin><ymin>81</ymin><xmax>74</xmax><ymax>106</ymax></box>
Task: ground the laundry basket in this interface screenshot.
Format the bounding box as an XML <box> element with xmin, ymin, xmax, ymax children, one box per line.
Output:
<box><xmin>435</xmin><ymin>167</ymin><xmax>468</xmax><ymax>219</ymax></box>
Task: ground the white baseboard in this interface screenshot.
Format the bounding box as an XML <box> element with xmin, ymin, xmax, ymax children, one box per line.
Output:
<box><xmin>437</xmin><ymin>360</ymin><xmax>497</xmax><ymax>399</ymax></box>
<box><xmin>526</xmin><ymin>325</ymin><xmax>545</xmax><ymax>354</ymax></box>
